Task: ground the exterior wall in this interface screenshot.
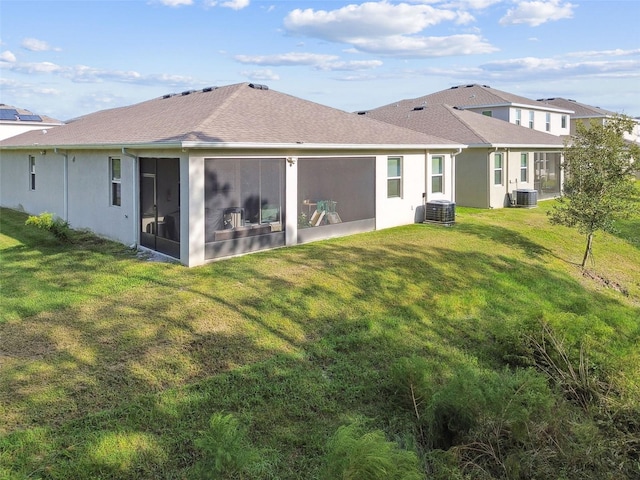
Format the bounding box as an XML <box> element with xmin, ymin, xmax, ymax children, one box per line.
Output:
<box><xmin>0</xmin><ymin>150</ymin><xmax>65</xmax><ymax>217</ymax></box>
<box><xmin>454</xmin><ymin>150</ymin><xmax>489</xmax><ymax>208</ymax></box>
<box><xmin>375</xmin><ymin>153</ymin><xmax>424</xmax><ymax>229</ymax></box>
<box><xmin>467</xmin><ymin>106</ymin><xmax>510</xmax><ymax>122</ymax></box>
<box><xmin>0</xmin><ymin>123</ymin><xmax>62</xmax><ymax>141</ymax></box>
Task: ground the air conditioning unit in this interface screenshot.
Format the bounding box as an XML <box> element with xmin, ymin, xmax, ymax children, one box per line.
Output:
<box><xmin>424</xmin><ymin>200</ymin><xmax>455</xmax><ymax>225</ymax></box>
<box><xmin>515</xmin><ymin>189</ymin><xmax>538</xmax><ymax>208</ymax></box>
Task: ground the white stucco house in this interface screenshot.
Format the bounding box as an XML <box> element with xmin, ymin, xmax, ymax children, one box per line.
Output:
<box><xmin>0</xmin><ymin>83</ymin><xmax>464</xmax><ymax>266</ymax></box>
<box><xmin>0</xmin><ymin>104</ymin><xmax>63</xmax><ymax>141</ymax></box>
<box><xmin>359</xmin><ymin>103</ymin><xmax>565</xmax><ymax>209</ymax></box>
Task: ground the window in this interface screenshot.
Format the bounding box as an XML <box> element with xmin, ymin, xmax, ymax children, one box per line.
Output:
<box><xmin>561</xmin><ymin>115</ymin><xmax>567</xmax><ymax>129</ymax></box>
<box><xmin>494</xmin><ymin>153</ymin><xmax>503</xmax><ymax>185</ymax></box>
<box><xmin>431</xmin><ymin>156</ymin><xmax>444</xmax><ymax>193</ymax></box>
<box><xmin>29</xmin><ymin>155</ymin><xmax>35</xmax><ymax>190</ymax></box>
<box><xmin>545</xmin><ymin>113</ymin><xmax>551</xmax><ymax>132</ymax></box>
<box><xmin>528</xmin><ymin>111</ymin><xmax>535</xmax><ymax>129</ymax></box>
<box><xmin>482</xmin><ymin>110</ymin><xmax>492</xmax><ymax>117</ymax></box>
<box><xmin>110</xmin><ymin>157</ymin><xmax>121</xmax><ymax>206</ymax></box>
<box><xmin>515</xmin><ymin>109</ymin><xmax>522</xmax><ymax>126</ymax></box>
<box><xmin>520</xmin><ymin>153</ymin><xmax>528</xmax><ymax>182</ymax></box>
<box><xmin>387</xmin><ymin>156</ymin><xmax>402</xmax><ymax>198</ymax></box>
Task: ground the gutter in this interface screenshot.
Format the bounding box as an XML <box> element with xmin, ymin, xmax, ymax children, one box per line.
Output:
<box><xmin>53</xmin><ymin>148</ymin><xmax>69</xmax><ymax>222</ymax></box>
<box><xmin>121</xmin><ymin>148</ymin><xmax>139</xmax><ymax>249</ymax></box>
<box><xmin>450</xmin><ymin>147</ymin><xmax>462</xmax><ymax>204</ymax></box>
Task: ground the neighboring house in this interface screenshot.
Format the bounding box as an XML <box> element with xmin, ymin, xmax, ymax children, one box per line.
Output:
<box><xmin>0</xmin><ymin>82</ymin><xmax>463</xmax><ymax>266</ymax></box>
<box><xmin>537</xmin><ymin>97</ymin><xmax>640</xmax><ymax>144</ymax></box>
<box><xmin>367</xmin><ymin>84</ymin><xmax>573</xmax><ymax>137</ymax></box>
<box><xmin>538</xmin><ymin>98</ymin><xmax>640</xmax><ymax>179</ymax></box>
<box><xmin>0</xmin><ymin>104</ymin><xmax>63</xmax><ymax>140</ymax></box>
<box><xmin>359</xmin><ymin>103</ymin><xmax>564</xmax><ymax>209</ymax></box>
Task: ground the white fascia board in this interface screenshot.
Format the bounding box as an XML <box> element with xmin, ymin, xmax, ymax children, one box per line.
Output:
<box><xmin>180</xmin><ymin>141</ymin><xmax>465</xmax><ymax>150</ymax></box>
<box><xmin>467</xmin><ymin>143</ymin><xmax>564</xmax><ymax>149</ymax></box>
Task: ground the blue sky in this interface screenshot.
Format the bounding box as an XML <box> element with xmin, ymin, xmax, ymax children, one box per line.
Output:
<box><xmin>1</xmin><ymin>0</ymin><xmax>638</xmax><ymax>121</ymax></box>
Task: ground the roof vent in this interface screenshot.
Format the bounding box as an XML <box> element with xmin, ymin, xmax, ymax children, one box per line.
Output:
<box><xmin>249</xmin><ymin>83</ymin><xmax>269</xmax><ymax>90</ymax></box>
<box><xmin>202</xmin><ymin>86</ymin><xmax>216</xmax><ymax>93</ymax></box>
<box><xmin>482</xmin><ymin>85</ymin><xmax>491</xmax><ymax>88</ymax></box>
<box><xmin>450</xmin><ymin>86</ymin><xmax>459</xmax><ymax>89</ymax></box>
<box><xmin>412</xmin><ymin>106</ymin><xmax>425</xmax><ymax>111</ymax></box>
<box><xmin>181</xmin><ymin>90</ymin><xmax>196</xmax><ymax>96</ymax></box>
<box><xmin>162</xmin><ymin>94</ymin><xmax>175</xmax><ymax>99</ymax></box>
<box><xmin>356</xmin><ymin>111</ymin><xmax>368</xmax><ymax>115</ymax></box>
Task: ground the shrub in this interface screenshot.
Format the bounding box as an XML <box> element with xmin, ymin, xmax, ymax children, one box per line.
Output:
<box><xmin>25</xmin><ymin>212</ymin><xmax>70</xmax><ymax>241</ymax></box>
<box><xmin>322</xmin><ymin>419</ymin><xmax>423</xmax><ymax>480</ymax></box>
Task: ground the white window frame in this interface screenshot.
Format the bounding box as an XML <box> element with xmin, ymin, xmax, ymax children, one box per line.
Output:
<box><xmin>545</xmin><ymin>113</ymin><xmax>551</xmax><ymax>132</ymax></box>
<box><xmin>29</xmin><ymin>155</ymin><xmax>35</xmax><ymax>190</ymax></box>
<box><xmin>528</xmin><ymin>111</ymin><xmax>535</xmax><ymax>129</ymax></box>
<box><xmin>515</xmin><ymin>109</ymin><xmax>522</xmax><ymax>126</ymax></box>
<box><xmin>110</xmin><ymin>157</ymin><xmax>122</xmax><ymax>207</ymax></box>
<box><xmin>520</xmin><ymin>153</ymin><xmax>528</xmax><ymax>182</ymax></box>
<box><xmin>494</xmin><ymin>153</ymin><xmax>503</xmax><ymax>186</ymax></box>
<box><xmin>431</xmin><ymin>155</ymin><xmax>444</xmax><ymax>194</ymax></box>
<box><xmin>387</xmin><ymin>156</ymin><xmax>402</xmax><ymax>198</ymax></box>
<box><xmin>561</xmin><ymin>115</ymin><xmax>567</xmax><ymax>129</ymax></box>
<box><xmin>482</xmin><ymin>110</ymin><xmax>492</xmax><ymax>117</ymax></box>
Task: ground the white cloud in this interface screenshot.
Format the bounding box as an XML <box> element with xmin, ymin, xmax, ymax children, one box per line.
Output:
<box><xmin>234</xmin><ymin>52</ymin><xmax>384</xmax><ymax>71</ymax></box>
<box><xmin>479</xmin><ymin>54</ymin><xmax>640</xmax><ymax>80</ymax></box>
<box><xmin>234</xmin><ymin>52</ymin><xmax>339</xmax><ymax>66</ymax></box>
<box><xmin>499</xmin><ymin>0</ymin><xmax>575</xmax><ymax>27</ymax></box>
<box><xmin>203</xmin><ymin>0</ymin><xmax>250</xmax><ymax>9</ymax></box>
<box><xmin>351</xmin><ymin>34</ymin><xmax>498</xmax><ymax>57</ymax></box>
<box><xmin>156</xmin><ymin>0</ymin><xmax>193</xmax><ymax>6</ymax></box>
<box><xmin>240</xmin><ymin>69</ymin><xmax>280</xmax><ymax>81</ymax></box>
<box><xmin>21</xmin><ymin>38</ymin><xmax>61</xmax><ymax>52</ymax></box>
<box><xmin>282</xmin><ymin>1</ymin><xmax>494</xmax><ymax>58</ymax></box>
<box><xmin>284</xmin><ymin>2</ymin><xmax>467</xmax><ymax>41</ymax></box>
<box><xmin>0</xmin><ymin>50</ymin><xmax>16</xmax><ymax>62</ymax></box>
<box><xmin>0</xmin><ymin>58</ymin><xmax>195</xmax><ymax>86</ymax></box>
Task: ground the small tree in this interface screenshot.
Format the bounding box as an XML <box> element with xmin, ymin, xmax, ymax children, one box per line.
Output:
<box><xmin>549</xmin><ymin>115</ymin><xmax>640</xmax><ymax>268</ymax></box>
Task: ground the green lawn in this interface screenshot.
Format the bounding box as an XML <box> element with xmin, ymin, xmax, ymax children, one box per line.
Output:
<box><xmin>1</xmin><ymin>200</ymin><xmax>639</xmax><ymax>479</ymax></box>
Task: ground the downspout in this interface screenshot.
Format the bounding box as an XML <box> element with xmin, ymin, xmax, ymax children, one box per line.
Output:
<box><xmin>53</xmin><ymin>148</ymin><xmax>69</xmax><ymax>222</ymax></box>
<box><xmin>451</xmin><ymin>148</ymin><xmax>462</xmax><ymax>204</ymax></box>
<box><xmin>122</xmin><ymin>148</ymin><xmax>138</xmax><ymax>248</ymax></box>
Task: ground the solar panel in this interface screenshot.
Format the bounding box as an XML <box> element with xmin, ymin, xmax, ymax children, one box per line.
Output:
<box><xmin>17</xmin><ymin>114</ymin><xmax>42</xmax><ymax>122</ymax></box>
<box><xmin>0</xmin><ymin>109</ymin><xmax>18</xmax><ymax>120</ymax></box>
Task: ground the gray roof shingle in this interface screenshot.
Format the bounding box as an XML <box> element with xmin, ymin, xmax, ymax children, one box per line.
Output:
<box><xmin>536</xmin><ymin>97</ymin><xmax>616</xmax><ymax>118</ymax></box>
<box><xmin>0</xmin><ymin>83</ymin><xmax>460</xmax><ymax>149</ymax></box>
<box><xmin>361</xmin><ymin>103</ymin><xmax>564</xmax><ymax>147</ymax></box>
<box><xmin>366</xmin><ymin>84</ymin><xmax>573</xmax><ymax>113</ymax></box>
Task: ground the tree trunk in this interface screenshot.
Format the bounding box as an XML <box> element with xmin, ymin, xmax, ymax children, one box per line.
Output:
<box><xmin>581</xmin><ymin>232</ymin><xmax>594</xmax><ymax>269</ymax></box>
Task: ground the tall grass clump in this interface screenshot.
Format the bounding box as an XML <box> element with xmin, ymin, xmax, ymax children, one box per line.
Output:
<box><xmin>192</xmin><ymin>413</ymin><xmax>260</xmax><ymax>479</ymax></box>
<box><xmin>322</xmin><ymin>419</ymin><xmax>423</xmax><ymax>480</ymax></box>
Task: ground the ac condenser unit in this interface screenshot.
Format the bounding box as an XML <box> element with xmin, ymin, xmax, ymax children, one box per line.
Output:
<box><xmin>424</xmin><ymin>200</ymin><xmax>455</xmax><ymax>225</ymax></box>
<box><xmin>515</xmin><ymin>189</ymin><xmax>538</xmax><ymax>208</ymax></box>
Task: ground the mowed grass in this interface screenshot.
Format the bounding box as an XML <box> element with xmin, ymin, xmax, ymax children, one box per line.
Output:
<box><xmin>1</xmin><ymin>195</ymin><xmax>639</xmax><ymax>479</ymax></box>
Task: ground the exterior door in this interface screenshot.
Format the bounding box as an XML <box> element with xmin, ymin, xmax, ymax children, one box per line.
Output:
<box><xmin>140</xmin><ymin>157</ymin><xmax>180</xmax><ymax>259</ymax></box>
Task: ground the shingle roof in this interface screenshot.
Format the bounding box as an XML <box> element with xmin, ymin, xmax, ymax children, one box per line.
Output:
<box><xmin>360</xmin><ymin>103</ymin><xmax>564</xmax><ymax>147</ymax></box>
<box><xmin>536</xmin><ymin>97</ymin><xmax>616</xmax><ymax>118</ymax></box>
<box><xmin>366</xmin><ymin>84</ymin><xmax>572</xmax><ymax>113</ymax></box>
<box><xmin>0</xmin><ymin>104</ymin><xmax>62</xmax><ymax>124</ymax></box>
<box><xmin>0</xmin><ymin>83</ymin><xmax>460</xmax><ymax>149</ymax></box>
